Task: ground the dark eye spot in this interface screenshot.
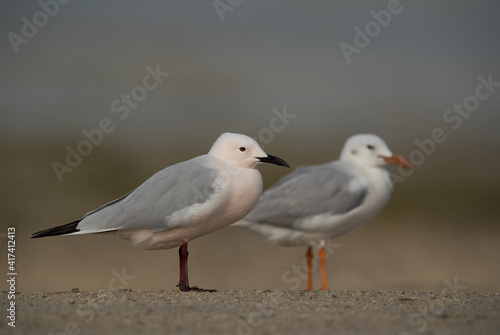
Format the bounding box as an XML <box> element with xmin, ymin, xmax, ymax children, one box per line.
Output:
<box><xmin>367</xmin><ymin>145</ymin><xmax>375</xmax><ymax>150</ymax></box>
<box><xmin>239</xmin><ymin>147</ymin><xmax>246</xmax><ymax>152</ymax></box>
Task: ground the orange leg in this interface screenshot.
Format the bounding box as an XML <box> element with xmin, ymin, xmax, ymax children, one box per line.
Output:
<box><xmin>318</xmin><ymin>247</ymin><xmax>329</xmax><ymax>291</ymax></box>
<box><xmin>306</xmin><ymin>246</ymin><xmax>313</xmax><ymax>291</ymax></box>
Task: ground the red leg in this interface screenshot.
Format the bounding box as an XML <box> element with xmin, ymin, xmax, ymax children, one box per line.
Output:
<box><xmin>319</xmin><ymin>247</ymin><xmax>329</xmax><ymax>291</ymax></box>
<box><xmin>176</xmin><ymin>241</ymin><xmax>216</xmax><ymax>292</ymax></box>
<box><xmin>306</xmin><ymin>246</ymin><xmax>313</xmax><ymax>291</ymax></box>
<box><xmin>177</xmin><ymin>242</ymin><xmax>190</xmax><ymax>291</ymax></box>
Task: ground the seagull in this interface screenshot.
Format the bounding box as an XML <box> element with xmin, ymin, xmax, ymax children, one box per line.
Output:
<box><xmin>32</xmin><ymin>132</ymin><xmax>289</xmax><ymax>292</ymax></box>
<box><xmin>235</xmin><ymin>134</ymin><xmax>411</xmax><ymax>291</ymax></box>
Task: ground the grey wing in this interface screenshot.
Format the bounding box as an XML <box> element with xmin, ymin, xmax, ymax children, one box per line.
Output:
<box><xmin>245</xmin><ymin>161</ymin><xmax>367</xmax><ymax>231</ymax></box>
<box><xmin>76</xmin><ymin>156</ymin><xmax>222</xmax><ymax>233</ymax></box>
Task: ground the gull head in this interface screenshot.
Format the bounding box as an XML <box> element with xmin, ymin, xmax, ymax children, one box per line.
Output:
<box><xmin>209</xmin><ymin>132</ymin><xmax>289</xmax><ymax>169</ymax></box>
<box><xmin>340</xmin><ymin>134</ymin><xmax>411</xmax><ymax>169</ymax></box>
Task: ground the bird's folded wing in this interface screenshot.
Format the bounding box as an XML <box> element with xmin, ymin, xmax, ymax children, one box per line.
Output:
<box><xmin>245</xmin><ymin>161</ymin><xmax>367</xmax><ymax>231</ymax></box>
<box><xmin>76</xmin><ymin>156</ymin><xmax>224</xmax><ymax>233</ymax></box>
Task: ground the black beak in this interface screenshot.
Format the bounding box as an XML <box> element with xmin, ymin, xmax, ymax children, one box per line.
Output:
<box><xmin>257</xmin><ymin>154</ymin><xmax>290</xmax><ymax>168</ymax></box>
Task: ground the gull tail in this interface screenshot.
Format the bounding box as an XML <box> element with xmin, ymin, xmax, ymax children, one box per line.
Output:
<box><xmin>31</xmin><ymin>220</ymin><xmax>81</xmax><ymax>238</ymax></box>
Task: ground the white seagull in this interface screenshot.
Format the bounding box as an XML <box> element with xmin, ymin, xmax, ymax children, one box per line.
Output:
<box><xmin>32</xmin><ymin>132</ymin><xmax>289</xmax><ymax>291</ymax></box>
<box><xmin>235</xmin><ymin>134</ymin><xmax>411</xmax><ymax>290</ymax></box>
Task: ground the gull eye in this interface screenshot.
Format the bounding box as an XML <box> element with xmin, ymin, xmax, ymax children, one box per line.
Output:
<box><xmin>239</xmin><ymin>147</ymin><xmax>246</xmax><ymax>152</ymax></box>
<box><xmin>367</xmin><ymin>145</ymin><xmax>375</xmax><ymax>150</ymax></box>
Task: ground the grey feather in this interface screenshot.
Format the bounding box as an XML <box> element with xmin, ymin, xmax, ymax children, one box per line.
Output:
<box><xmin>245</xmin><ymin>161</ymin><xmax>367</xmax><ymax>230</ymax></box>
<box><xmin>76</xmin><ymin>156</ymin><xmax>222</xmax><ymax>232</ymax></box>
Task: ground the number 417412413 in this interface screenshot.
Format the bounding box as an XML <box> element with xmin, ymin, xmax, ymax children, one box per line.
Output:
<box><xmin>7</xmin><ymin>227</ymin><xmax>15</xmax><ymax>272</ymax></box>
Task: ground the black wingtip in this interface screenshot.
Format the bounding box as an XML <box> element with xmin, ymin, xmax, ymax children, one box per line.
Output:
<box><xmin>31</xmin><ymin>220</ymin><xmax>81</xmax><ymax>239</ymax></box>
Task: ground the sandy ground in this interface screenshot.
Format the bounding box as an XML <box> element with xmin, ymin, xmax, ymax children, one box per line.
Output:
<box><xmin>3</xmin><ymin>197</ymin><xmax>500</xmax><ymax>334</ymax></box>
<box><xmin>1</xmin><ymin>289</ymin><xmax>499</xmax><ymax>335</ymax></box>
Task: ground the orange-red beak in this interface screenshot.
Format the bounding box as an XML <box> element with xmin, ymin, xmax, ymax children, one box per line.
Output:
<box><xmin>382</xmin><ymin>155</ymin><xmax>412</xmax><ymax>170</ymax></box>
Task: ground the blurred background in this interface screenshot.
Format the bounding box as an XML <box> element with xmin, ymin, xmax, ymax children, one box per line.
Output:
<box><xmin>1</xmin><ymin>1</ymin><xmax>499</xmax><ymax>293</ymax></box>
